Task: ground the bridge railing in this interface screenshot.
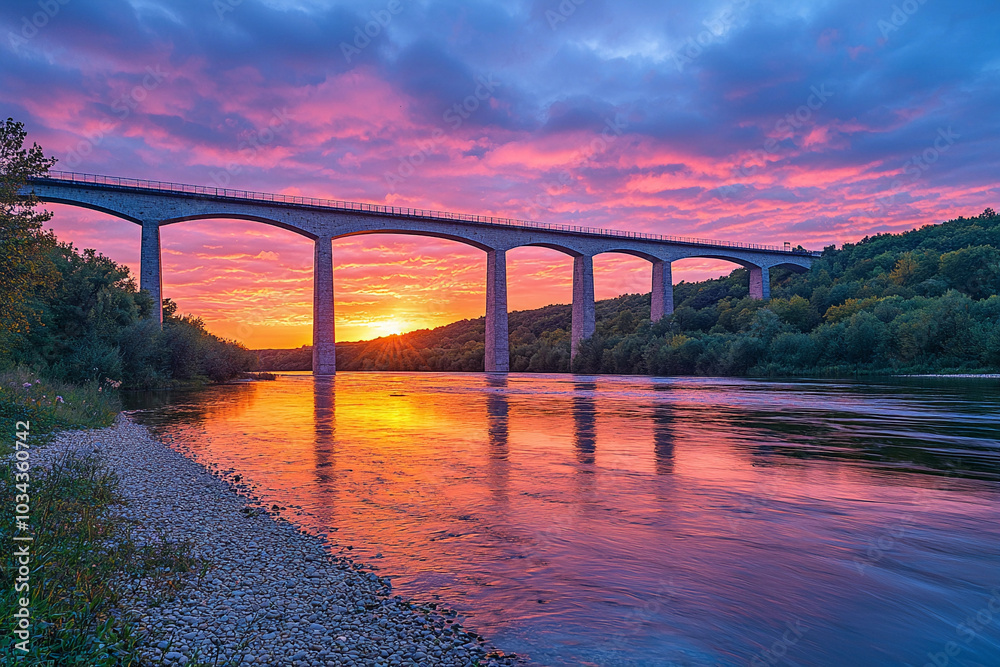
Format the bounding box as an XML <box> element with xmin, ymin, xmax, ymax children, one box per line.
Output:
<box><xmin>30</xmin><ymin>170</ymin><xmax>818</xmax><ymax>255</ymax></box>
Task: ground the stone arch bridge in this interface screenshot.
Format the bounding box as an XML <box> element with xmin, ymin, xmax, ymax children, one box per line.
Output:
<box><xmin>23</xmin><ymin>172</ymin><xmax>819</xmax><ymax>374</ymax></box>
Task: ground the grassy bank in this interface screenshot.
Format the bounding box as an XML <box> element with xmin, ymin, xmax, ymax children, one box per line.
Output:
<box><xmin>0</xmin><ymin>369</ymin><xmax>120</xmax><ymax>439</ymax></box>
<box><xmin>0</xmin><ymin>371</ymin><xmax>204</xmax><ymax>665</ymax></box>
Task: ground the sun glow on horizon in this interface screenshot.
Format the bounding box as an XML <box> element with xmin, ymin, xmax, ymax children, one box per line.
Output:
<box><xmin>369</xmin><ymin>319</ymin><xmax>412</xmax><ymax>338</ymax></box>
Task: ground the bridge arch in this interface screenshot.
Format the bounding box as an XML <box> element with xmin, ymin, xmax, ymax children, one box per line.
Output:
<box><xmin>505</xmin><ymin>244</ymin><xmax>657</xmax><ymax>362</ymax></box>
<box><xmin>32</xmin><ymin>194</ymin><xmax>143</xmax><ymax>225</ymax></box>
<box><xmin>769</xmin><ymin>259</ymin><xmax>812</xmax><ymax>273</ymax></box>
<box><xmin>674</xmin><ymin>253</ymin><xmax>757</xmax><ymax>268</ymax></box>
<box><xmin>329</xmin><ymin>231</ymin><xmax>496</xmax><ymax>341</ymax></box>
<box><xmin>514</xmin><ymin>241</ymin><xmax>585</xmax><ymax>257</ymax></box>
<box><xmin>143</xmin><ymin>216</ymin><xmax>316</xmax><ymax>350</ymax></box>
<box><xmin>332</xmin><ymin>228</ymin><xmax>495</xmax><ymax>252</ymax></box>
<box><xmin>161</xmin><ymin>213</ymin><xmax>317</xmax><ymax>240</ymax></box>
<box><xmin>589</xmin><ymin>249</ymin><xmax>668</xmax><ymax>326</ymax></box>
<box><xmin>329</xmin><ymin>228</ymin><xmax>508</xmax><ymax>372</ymax></box>
<box><xmin>26</xmin><ymin>203</ymin><xmax>321</xmax><ymax>351</ymax></box>
<box><xmin>669</xmin><ymin>253</ymin><xmax>772</xmax><ymax>301</ymax></box>
<box><xmin>502</xmin><ymin>245</ymin><xmax>577</xmax><ymax>370</ymax></box>
<box><xmin>594</xmin><ymin>248</ymin><xmax>661</xmax><ymax>263</ymax></box>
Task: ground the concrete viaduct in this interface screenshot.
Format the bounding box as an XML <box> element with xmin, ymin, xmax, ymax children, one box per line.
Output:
<box><xmin>23</xmin><ymin>172</ymin><xmax>819</xmax><ymax>374</ymax></box>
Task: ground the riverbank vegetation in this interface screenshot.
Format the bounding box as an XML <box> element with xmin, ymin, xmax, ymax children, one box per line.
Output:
<box><xmin>259</xmin><ymin>207</ymin><xmax>1000</xmax><ymax>376</ymax></box>
<box><xmin>0</xmin><ymin>369</ymin><xmax>120</xmax><ymax>438</ymax></box>
<box><xmin>1</xmin><ymin>436</ymin><xmax>135</xmax><ymax>665</ymax></box>
<box><xmin>0</xmin><ymin>118</ymin><xmax>231</xmax><ymax>664</ymax></box>
<box><xmin>0</xmin><ymin>420</ymin><xmax>209</xmax><ymax>664</ymax></box>
<box><xmin>0</xmin><ymin>119</ymin><xmax>255</xmax><ymax>390</ymax></box>
<box><xmin>0</xmin><ymin>372</ymin><xmax>201</xmax><ymax>664</ymax></box>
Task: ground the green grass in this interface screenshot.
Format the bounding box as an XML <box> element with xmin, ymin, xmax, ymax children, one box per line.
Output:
<box><xmin>0</xmin><ymin>369</ymin><xmax>120</xmax><ymax>440</ymax></box>
<box><xmin>0</xmin><ymin>371</ymin><xmax>225</xmax><ymax>666</ymax></box>
<box><xmin>1</xmin><ymin>452</ymin><xmax>140</xmax><ymax>664</ymax></box>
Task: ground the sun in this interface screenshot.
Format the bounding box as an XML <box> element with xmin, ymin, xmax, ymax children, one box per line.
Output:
<box><xmin>371</xmin><ymin>319</ymin><xmax>410</xmax><ymax>338</ymax></box>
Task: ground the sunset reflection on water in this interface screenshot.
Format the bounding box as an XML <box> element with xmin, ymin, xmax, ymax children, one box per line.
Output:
<box><xmin>127</xmin><ymin>374</ymin><xmax>1000</xmax><ymax>666</ymax></box>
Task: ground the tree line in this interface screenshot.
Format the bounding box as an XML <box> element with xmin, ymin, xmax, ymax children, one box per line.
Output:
<box><xmin>0</xmin><ymin>119</ymin><xmax>255</xmax><ymax>389</ymax></box>
<box><xmin>260</xmin><ymin>207</ymin><xmax>1000</xmax><ymax>376</ymax></box>
<box><xmin>576</xmin><ymin>208</ymin><xmax>1000</xmax><ymax>376</ymax></box>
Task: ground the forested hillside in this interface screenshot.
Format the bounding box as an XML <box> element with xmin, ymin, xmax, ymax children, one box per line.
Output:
<box><xmin>575</xmin><ymin>207</ymin><xmax>1000</xmax><ymax>376</ymax></box>
<box><xmin>258</xmin><ymin>208</ymin><xmax>1000</xmax><ymax>376</ymax></box>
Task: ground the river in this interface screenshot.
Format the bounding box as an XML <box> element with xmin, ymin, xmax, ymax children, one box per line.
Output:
<box><xmin>125</xmin><ymin>373</ymin><xmax>1000</xmax><ymax>666</ymax></box>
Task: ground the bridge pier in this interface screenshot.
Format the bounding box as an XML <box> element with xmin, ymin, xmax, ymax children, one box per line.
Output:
<box><xmin>484</xmin><ymin>248</ymin><xmax>510</xmax><ymax>373</ymax></box>
<box><xmin>313</xmin><ymin>236</ymin><xmax>337</xmax><ymax>375</ymax></box>
<box><xmin>749</xmin><ymin>265</ymin><xmax>770</xmax><ymax>300</ymax></box>
<box><xmin>651</xmin><ymin>260</ymin><xmax>673</xmax><ymax>321</ymax></box>
<box><xmin>140</xmin><ymin>220</ymin><xmax>163</xmax><ymax>323</ymax></box>
<box><xmin>571</xmin><ymin>255</ymin><xmax>596</xmax><ymax>363</ymax></box>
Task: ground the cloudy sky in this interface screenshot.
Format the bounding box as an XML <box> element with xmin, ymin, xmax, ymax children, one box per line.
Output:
<box><xmin>2</xmin><ymin>0</ymin><xmax>998</xmax><ymax>346</ymax></box>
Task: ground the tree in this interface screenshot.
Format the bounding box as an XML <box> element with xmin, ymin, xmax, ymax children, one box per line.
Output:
<box><xmin>939</xmin><ymin>245</ymin><xmax>1000</xmax><ymax>300</ymax></box>
<box><xmin>0</xmin><ymin>120</ymin><xmax>254</xmax><ymax>386</ymax></box>
<box><xmin>0</xmin><ymin>118</ymin><xmax>57</xmax><ymax>359</ymax></box>
<box><xmin>771</xmin><ymin>295</ymin><xmax>820</xmax><ymax>332</ymax></box>
<box><xmin>889</xmin><ymin>253</ymin><xmax>920</xmax><ymax>286</ymax></box>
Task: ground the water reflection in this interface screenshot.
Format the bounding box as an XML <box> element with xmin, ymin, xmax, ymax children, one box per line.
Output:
<box><xmin>486</xmin><ymin>376</ymin><xmax>509</xmax><ymax>503</ymax></box>
<box><xmin>652</xmin><ymin>404</ymin><xmax>675</xmax><ymax>476</ymax></box>
<box><xmin>125</xmin><ymin>374</ymin><xmax>1000</xmax><ymax>666</ymax></box>
<box><xmin>572</xmin><ymin>382</ymin><xmax>597</xmax><ymax>466</ymax></box>
<box><xmin>313</xmin><ymin>376</ymin><xmax>335</xmax><ymax>485</ymax></box>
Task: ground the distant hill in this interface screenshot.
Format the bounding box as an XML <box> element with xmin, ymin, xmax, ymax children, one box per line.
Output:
<box><xmin>256</xmin><ymin>300</ymin><xmax>579</xmax><ymax>372</ymax></box>
<box><xmin>255</xmin><ymin>208</ymin><xmax>1000</xmax><ymax>376</ymax></box>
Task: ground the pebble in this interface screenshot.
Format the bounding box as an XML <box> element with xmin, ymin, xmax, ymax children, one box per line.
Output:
<box><xmin>29</xmin><ymin>416</ymin><xmax>521</xmax><ymax>666</ymax></box>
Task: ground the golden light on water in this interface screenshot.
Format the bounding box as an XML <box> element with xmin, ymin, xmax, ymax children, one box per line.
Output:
<box><xmin>132</xmin><ymin>374</ymin><xmax>1000</xmax><ymax>665</ymax></box>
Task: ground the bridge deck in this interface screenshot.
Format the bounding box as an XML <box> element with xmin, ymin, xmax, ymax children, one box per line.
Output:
<box><xmin>27</xmin><ymin>171</ymin><xmax>819</xmax><ymax>256</ymax></box>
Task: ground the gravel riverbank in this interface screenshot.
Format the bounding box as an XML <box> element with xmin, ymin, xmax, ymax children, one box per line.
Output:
<box><xmin>35</xmin><ymin>416</ymin><xmax>521</xmax><ymax>666</ymax></box>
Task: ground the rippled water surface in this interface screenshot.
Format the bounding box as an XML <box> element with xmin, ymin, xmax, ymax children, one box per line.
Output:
<box><xmin>125</xmin><ymin>374</ymin><xmax>1000</xmax><ymax>666</ymax></box>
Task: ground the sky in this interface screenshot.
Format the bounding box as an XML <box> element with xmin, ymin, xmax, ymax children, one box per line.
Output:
<box><xmin>1</xmin><ymin>0</ymin><xmax>998</xmax><ymax>347</ymax></box>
